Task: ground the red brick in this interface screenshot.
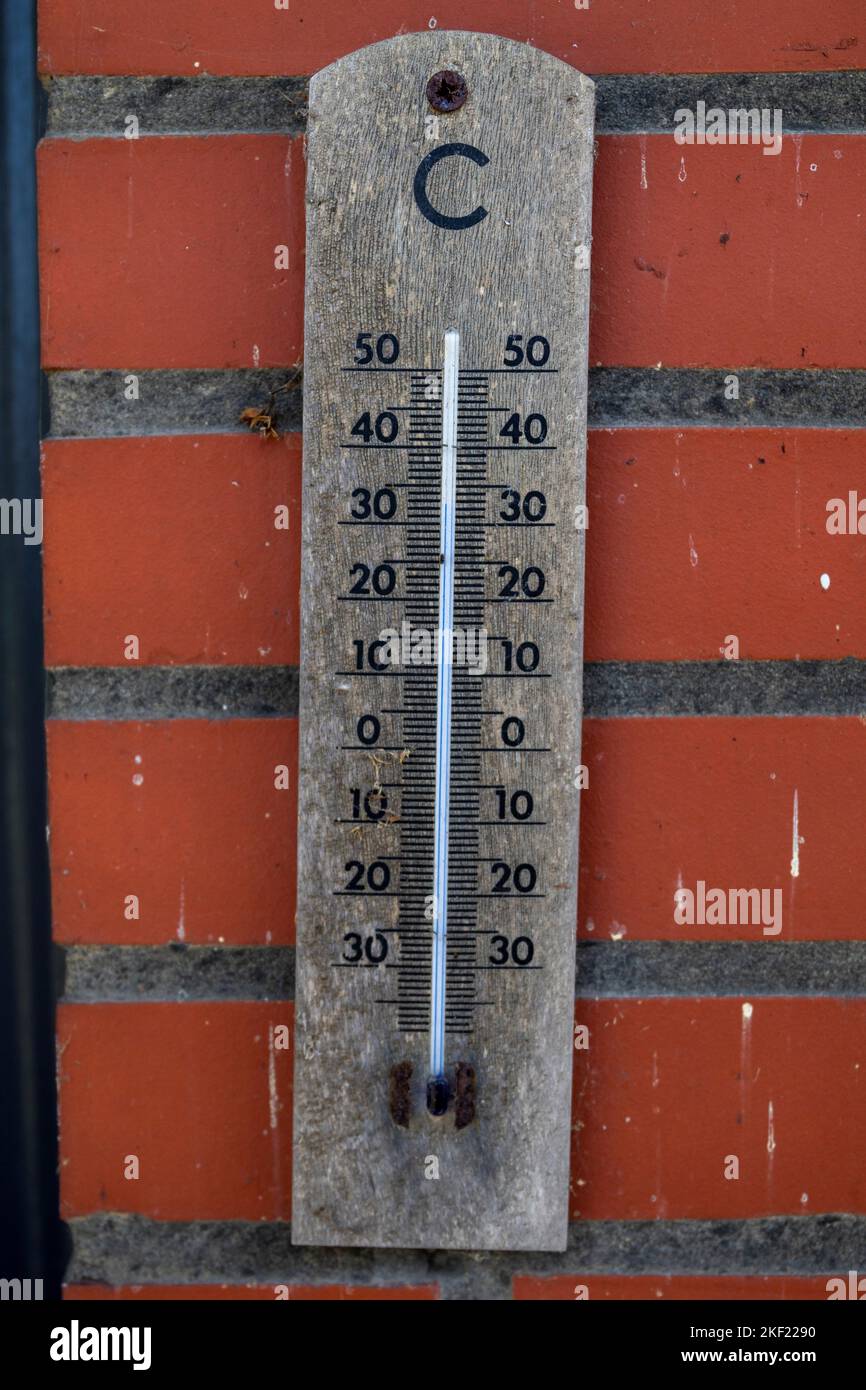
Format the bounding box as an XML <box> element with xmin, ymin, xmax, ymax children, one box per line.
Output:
<box><xmin>579</xmin><ymin>717</ymin><xmax>866</xmax><ymax>942</ymax></box>
<box><xmin>58</xmin><ymin>998</ymin><xmax>866</xmax><ymax>1222</ymax></box>
<box><xmin>44</xmin><ymin>429</ymin><xmax>865</xmax><ymax>668</ymax></box>
<box><xmin>590</xmin><ymin>136</ymin><xmax>866</xmax><ymax>369</ymax></box>
<box><xmin>65</xmin><ymin>1283</ymin><xmax>438</xmax><ymax>1300</ymax></box>
<box><xmin>42</xmin><ymin>434</ymin><xmax>301</xmax><ymax>667</ymax></box>
<box><xmin>48</xmin><ymin>721</ymin><xmax>297</xmax><ymax>946</ymax></box>
<box><xmin>570</xmin><ymin>998</ymin><xmax>866</xmax><ymax>1220</ymax></box>
<box><xmin>514</xmin><ymin>1275</ymin><xmax>837</xmax><ymax>1300</ymax></box>
<box><xmin>58</xmin><ymin>1003</ymin><xmax>293</xmax><ymax>1220</ymax></box>
<box><xmin>586</xmin><ymin>430</ymin><xmax>866</xmax><ymax>662</ymax></box>
<box><xmin>39</xmin><ymin>136</ymin><xmax>866</xmax><ymax>370</ymax></box>
<box><xmin>38</xmin><ymin>137</ymin><xmax>304</xmax><ymax>369</ymax></box>
<box><xmin>279</xmin><ymin>1285</ymin><xmax>437</xmax><ymax>1300</ymax></box>
<box><xmin>65</xmin><ymin>1284</ymin><xmax>280</xmax><ymax>1300</ymax></box>
<box><xmin>38</xmin><ymin>2</ymin><xmax>864</xmax><ymax>76</ymax></box>
<box><xmin>48</xmin><ymin>716</ymin><xmax>866</xmax><ymax>948</ymax></box>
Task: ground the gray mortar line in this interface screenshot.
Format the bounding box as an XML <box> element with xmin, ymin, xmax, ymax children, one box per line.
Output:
<box><xmin>57</xmin><ymin>941</ymin><xmax>866</xmax><ymax>1003</ymax></box>
<box><xmin>588</xmin><ymin>368</ymin><xmax>866</xmax><ymax>429</ymax></box>
<box><xmin>45</xmin><ymin>666</ymin><xmax>299</xmax><ymax>719</ymax></box>
<box><xmin>43</xmin><ymin>368</ymin><xmax>866</xmax><ymax>438</ymax></box>
<box><xmin>584</xmin><ymin>660</ymin><xmax>866</xmax><ymax>717</ymax></box>
<box><xmin>44</xmin><ymin>369</ymin><xmax>302</xmax><ymax>439</ymax></box>
<box><xmin>59</xmin><ymin>945</ymin><xmax>295</xmax><ymax>1003</ymax></box>
<box><xmin>63</xmin><ymin>1213</ymin><xmax>866</xmax><ymax>1295</ymax></box>
<box><xmin>41</xmin><ymin>72</ymin><xmax>866</xmax><ymax>137</ymax></box>
<box><xmin>576</xmin><ymin>940</ymin><xmax>866</xmax><ymax>996</ymax></box>
<box><xmin>45</xmin><ymin>661</ymin><xmax>866</xmax><ymax>721</ymax></box>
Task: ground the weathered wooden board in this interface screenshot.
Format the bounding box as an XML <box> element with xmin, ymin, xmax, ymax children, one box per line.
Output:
<box><xmin>292</xmin><ymin>31</ymin><xmax>594</xmax><ymax>1251</ymax></box>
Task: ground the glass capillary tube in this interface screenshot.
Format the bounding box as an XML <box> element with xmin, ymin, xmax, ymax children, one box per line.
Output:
<box><xmin>427</xmin><ymin>328</ymin><xmax>459</xmax><ymax>1115</ymax></box>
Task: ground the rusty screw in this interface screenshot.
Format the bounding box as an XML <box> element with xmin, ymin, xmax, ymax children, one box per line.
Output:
<box><xmin>426</xmin><ymin>69</ymin><xmax>468</xmax><ymax>113</ymax></box>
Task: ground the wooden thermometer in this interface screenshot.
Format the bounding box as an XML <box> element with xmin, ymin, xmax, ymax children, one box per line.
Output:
<box><xmin>293</xmin><ymin>31</ymin><xmax>594</xmax><ymax>1252</ymax></box>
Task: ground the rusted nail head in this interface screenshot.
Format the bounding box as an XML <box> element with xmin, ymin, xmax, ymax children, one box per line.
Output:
<box><xmin>427</xmin><ymin>69</ymin><xmax>468</xmax><ymax>113</ymax></box>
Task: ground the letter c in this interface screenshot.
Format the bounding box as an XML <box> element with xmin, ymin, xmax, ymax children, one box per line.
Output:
<box><xmin>413</xmin><ymin>143</ymin><xmax>489</xmax><ymax>230</ymax></box>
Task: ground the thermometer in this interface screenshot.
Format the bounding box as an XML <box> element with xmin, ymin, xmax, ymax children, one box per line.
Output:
<box><xmin>292</xmin><ymin>31</ymin><xmax>594</xmax><ymax>1252</ymax></box>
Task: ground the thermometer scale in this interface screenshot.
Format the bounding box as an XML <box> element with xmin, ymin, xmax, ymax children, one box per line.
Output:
<box><xmin>293</xmin><ymin>31</ymin><xmax>594</xmax><ymax>1251</ymax></box>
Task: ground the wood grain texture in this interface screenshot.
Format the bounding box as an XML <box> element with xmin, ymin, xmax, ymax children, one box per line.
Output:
<box><xmin>293</xmin><ymin>31</ymin><xmax>593</xmax><ymax>1251</ymax></box>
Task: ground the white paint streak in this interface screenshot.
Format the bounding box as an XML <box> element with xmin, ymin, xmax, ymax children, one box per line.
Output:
<box><xmin>767</xmin><ymin>1099</ymin><xmax>776</xmax><ymax>1155</ymax></box>
<box><xmin>639</xmin><ymin>136</ymin><xmax>648</xmax><ymax>190</ymax></box>
<box><xmin>688</xmin><ymin>533</ymin><xmax>699</xmax><ymax>568</ymax></box>
<box><xmin>177</xmin><ymin>879</ymin><xmax>186</xmax><ymax>941</ymax></box>
<box><xmin>793</xmin><ymin>133</ymin><xmax>804</xmax><ymax>207</ymax></box>
<box><xmin>790</xmin><ymin>789</ymin><xmax>800</xmax><ymax>879</ymax></box>
<box><xmin>740</xmin><ymin>1001</ymin><xmax>753</xmax><ymax>1127</ymax></box>
<box><xmin>268</xmin><ymin>1028</ymin><xmax>279</xmax><ymax>1130</ymax></box>
<box><xmin>820</xmin><ymin>573</ymin><xmax>831</xmax><ymax>590</ymax></box>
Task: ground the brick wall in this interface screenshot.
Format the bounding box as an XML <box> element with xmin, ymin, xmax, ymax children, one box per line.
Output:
<box><xmin>39</xmin><ymin>1</ymin><xmax>866</xmax><ymax>1300</ymax></box>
